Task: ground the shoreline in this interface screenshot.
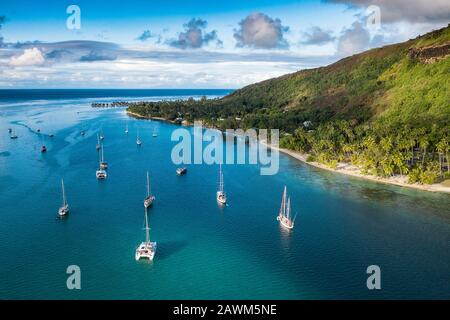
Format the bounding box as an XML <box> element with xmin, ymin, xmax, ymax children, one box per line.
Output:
<box><xmin>126</xmin><ymin>111</ymin><xmax>450</xmax><ymax>194</ymax></box>
<box><xmin>264</xmin><ymin>142</ymin><xmax>450</xmax><ymax>194</ymax></box>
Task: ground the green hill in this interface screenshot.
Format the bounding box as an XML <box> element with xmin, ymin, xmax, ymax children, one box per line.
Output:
<box><xmin>128</xmin><ymin>25</ymin><xmax>450</xmax><ymax>184</ymax></box>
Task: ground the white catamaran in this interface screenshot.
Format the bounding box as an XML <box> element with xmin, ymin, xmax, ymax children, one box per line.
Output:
<box><xmin>216</xmin><ymin>164</ymin><xmax>227</xmax><ymax>205</ymax></box>
<box><xmin>144</xmin><ymin>171</ymin><xmax>155</xmax><ymax>208</ymax></box>
<box><xmin>277</xmin><ymin>186</ymin><xmax>296</xmax><ymax>230</ymax></box>
<box><xmin>100</xmin><ymin>144</ymin><xmax>108</xmax><ymax>170</ymax></box>
<box><xmin>135</xmin><ymin>208</ymin><xmax>157</xmax><ymax>261</ymax></box>
<box><xmin>58</xmin><ymin>178</ymin><xmax>69</xmax><ymax>216</ymax></box>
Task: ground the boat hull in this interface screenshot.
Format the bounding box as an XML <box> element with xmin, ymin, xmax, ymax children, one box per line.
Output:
<box><xmin>277</xmin><ymin>216</ymin><xmax>294</xmax><ymax>230</ymax></box>
<box><xmin>217</xmin><ymin>191</ymin><xmax>227</xmax><ymax>205</ymax></box>
<box><xmin>58</xmin><ymin>205</ymin><xmax>69</xmax><ymax>216</ymax></box>
<box><xmin>135</xmin><ymin>242</ymin><xmax>157</xmax><ymax>261</ymax></box>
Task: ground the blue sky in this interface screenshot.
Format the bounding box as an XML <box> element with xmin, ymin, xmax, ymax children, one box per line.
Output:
<box><xmin>0</xmin><ymin>0</ymin><xmax>448</xmax><ymax>88</ymax></box>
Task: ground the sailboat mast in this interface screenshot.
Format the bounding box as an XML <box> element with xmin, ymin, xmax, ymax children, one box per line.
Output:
<box><xmin>146</xmin><ymin>171</ymin><xmax>150</xmax><ymax>197</ymax></box>
<box><xmin>144</xmin><ymin>209</ymin><xmax>150</xmax><ymax>243</ymax></box>
<box><xmin>61</xmin><ymin>178</ymin><xmax>66</xmax><ymax>206</ymax></box>
<box><xmin>286</xmin><ymin>197</ymin><xmax>291</xmax><ymax>220</ymax></box>
<box><xmin>101</xmin><ymin>144</ymin><xmax>104</xmax><ymax>162</ymax></box>
<box><xmin>219</xmin><ymin>164</ymin><xmax>224</xmax><ymax>192</ymax></box>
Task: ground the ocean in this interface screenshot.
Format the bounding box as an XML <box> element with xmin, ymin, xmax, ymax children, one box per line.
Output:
<box><xmin>0</xmin><ymin>89</ymin><xmax>449</xmax><ymax>299</ymax></box>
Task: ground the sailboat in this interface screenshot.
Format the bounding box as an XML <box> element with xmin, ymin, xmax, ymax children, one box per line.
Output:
<box><xmin>136</xmin><ymin>128</ymin><xmax>142</xmax><ymax>146</ymax></box>
<box><xmin>216</xmin><ymin>164</ymin><xmax>227</xmax><ymax>204</ymax></box>
<box><xmin>96</xmin><ymin>150</ymin><xmax>107</xmax><ymax>179</ymax></box>
<box><xmin>58</xmin><ymin>178</ymin><xmax>69</xmax><ymax>216</ymax></box>
<box><xmin>99</xmin><ymin>126</ymin><xmax>104</xmax><ymax>140</ymax></box>
<box><xmin>125</xmin><ymin>123</ymin><xmax>129</xmax><ymax>135</ymax></box>
<box><xmin>152</xmin><ymin>127</ymin><xmax>158</xmax><ymax>137</ymax></box>
<box><xmin>144</xmin><ymin>171</ymin><xmax>155</xmax><ymax>208</ymax></box>
<box><xmin>277</xmin><ymin>186</ymin><xmax>296</xmax><ymax>230</ymax></box>
<box><xmin>96</xmin><ymin>133</ymin><xmax>101</xmax><ymax>150</ymax></box>
<box><xmin>10</xmin><ymin>129</ymin><xmax>18</xmax><ymax>139</ymax></box>
<box><xmin>135</xmin><ymin>208</ymin><xmax>157</xmax><ymax>261</ymax></box>
<box><xmin>100</xmin><ymin>144</ymin><xmax>108</xmax><ymax>169</ymax></box>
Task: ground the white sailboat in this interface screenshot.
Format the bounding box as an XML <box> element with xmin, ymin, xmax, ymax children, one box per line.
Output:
<box><xmin>58</xmin><ymin>178</ymin><xmax>69</xmax><ymax>216</ymax></box>
<box><xmin>10</xmin><ymin>129</ymin><xmax>18</xmax><ymax>139</ymax></box>
<box><xmin>125</xmin><ymin>123</ymin><xmax>129</xmax><ymax>134</ymax></box>
<box><xmin>96</xmin><ymin>150</ymin><xmax>107</xmax><ymax>179</ymax></box>
<box><xmin>135</xmin><ymin>208</ymin><xmax>157</xmax><ymax>261</ymax></box>
<box><xmin>144</xmin><ymin>171</ymin><xmax>155</xmax><ymax>208</ymax></box>
<box><xmin>100</xmin><ymin>144</ymin><xmax>108</xmax><ymax>169</ymax></box>
<box><xmin>277</xmin><ymin>186</ymin><xmax>296</xmax><ymax>230</ymax></box>
<box><xmin>152</xmin><ymin>127</ymin><xmax>158</xmax><ymax>137</ymax></box>
<box><xmin>136</xmin><ymin>128</ymin><xmax>142</xmax><ymax>146</ymax></box>
<box><xmin>99</xmin><ymin>126</ymin><xmax>104</xmax><ymax>140</ymax></box>
<box><xmin>216</xmin><ymin>164</ymin><xmax>227</xmax><ymax>205</ymax></box>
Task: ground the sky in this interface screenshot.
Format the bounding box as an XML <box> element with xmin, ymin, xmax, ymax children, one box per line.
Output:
<box><xmin>0</xmin><ymin>0</ymin><xmax>449</xmax><ymax>88</ymax></box>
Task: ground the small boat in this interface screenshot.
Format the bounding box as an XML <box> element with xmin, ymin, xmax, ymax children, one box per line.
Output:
<box><xmin>58</xmin><ymin>178</ymin><xmax>69</xmax><ymax>216</ymax></box>
<box><xmin>216</xmin><ymin>164</ymin><xmax>227</xmax><ymax>205</ymax></box>
<box><xmin>277</xmin><ymin>186</ymin><xmax>296</xmax><ymax>230</ymax></box>
<box><xmin>144</xmin><ymin>171</ymin><xmax>155</xmax><ymax>208</ymax></box>
<box><xmin>41</xmin><ymin>145</ymin><xmax>47</xmax><ymax>153</ymax></box>
<box><xmin>81</xmin><ymin>130</ymin><xmax>85</xmax><ymax>136</ymax></box>
<box><xmin>176</xmin><ymin>167</ymin><xmax>187</xmax><ymax>175</ymax></box>
<box><xmin>49</xmin><ymin>134</ymin><xmax>54</xmax><ymax>138</ymax></box>
<box><xmin>10</xmin><ymin>130</ymin><xmax>18</xmax><ymax>139</ymax></box>
<box><xmin>100</xmin><ymin>144</ymin><xmax>108</xmax><ymax>170</ymax></box>
<box><xmin>136</xmin><ymin>129</ymin><xmax>142</xmax><ymax>146</ymax></box>
<box><xmin>96</xmin><ymin>133</ymin><xmax>101</xmax><ymax>150</ymax></box>
<box><xmin>125</xmin><ymin>123</ymin><xmax>129</xmax><ymax>134</ymax></box>
<box><xmin>99</xmin><ymin>127</ymin><xmax>104</xmax><ymax>140</ymax></box>
<box><xmin>135</xmin><ymin>208</ymin><xmax>157</xmax><ymax>261</ymax></box>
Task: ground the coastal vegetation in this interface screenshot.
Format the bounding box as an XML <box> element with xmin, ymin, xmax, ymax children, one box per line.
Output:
<box><xmin>128</xmin><ymin>25</ymin><xmax>450</xmax><ymax>185</ymax></box>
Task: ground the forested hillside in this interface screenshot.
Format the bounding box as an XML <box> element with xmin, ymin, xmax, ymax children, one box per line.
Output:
<box><xmin>128</xmin><ymin>25</ymin><xmax>450</xmax><ymax>184</ymax></box>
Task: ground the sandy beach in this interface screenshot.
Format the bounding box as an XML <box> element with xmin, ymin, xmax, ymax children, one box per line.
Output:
<box><xmin>264</xmin><ymin>142</ymin><xmax>450</xmax><ymax>194</ymax></box>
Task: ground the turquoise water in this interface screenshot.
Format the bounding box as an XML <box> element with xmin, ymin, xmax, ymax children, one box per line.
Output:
<box><xmin>0</xmin><ymin>90</ymin><xmax>449</xmax><ymax>299</ymax></box>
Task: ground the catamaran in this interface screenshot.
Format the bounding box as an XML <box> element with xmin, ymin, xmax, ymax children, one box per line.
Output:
<box><xmin>216</xmin><ymin>164</ymin><xmax>227</xmax><ymax>204</ymax></box>
<box><xmin>58</xmin><ymin>178</ymin><xmax>69</xmax><ymax>216</ymax></box>
<box><xmin>136</xmin><ymin>129</ymin><xmax>142</xmax><ymax>146</ymax></box>
<box><xmin>100</xmin><ymin>144</ymin><xmax>108</xmax><ymax>169</ymax></box>
<box><xmin>277</xmin><ymin>186</ymin><xmax>296</xmax><ymax>230</ymax></box>
<box><xmin>144</xmin><ymin>171</ymin><xmax>155</xmax><ymax>208</ymax></box>
<box><xmin>96</xmin><ymin>133</ymin><xmax>101</xmax><ymax>150</ymax></box>
<box><xmin>135</xmin><ymin>208</ymin><xmax>157</xmax><ymax>261</ymax></box>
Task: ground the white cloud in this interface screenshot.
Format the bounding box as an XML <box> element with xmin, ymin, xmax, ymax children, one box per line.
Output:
<box><xmin>329</xmin><ymin>0</ymin><xmax>450</xmax><ymax>24</ymax></box>
<box><xmin>234</xmin><ymin>13</ymin><xmax>289</xmax><ymax>49</ymax></box>
<box><xmin>9</xmin><ymin>47</ymin><xmax>45</xmax><ymax>66</ymax></box>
